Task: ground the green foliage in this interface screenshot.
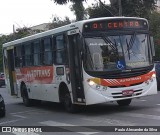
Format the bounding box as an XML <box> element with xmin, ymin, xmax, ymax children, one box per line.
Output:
<box><xmin>52</xmin><ymin>0</ymin><xmax>86</xmax><ymax>21</ymax></box>
<box><xmin>70</xmin><ymin>1</ymin><xmax>86</xmax><ymax>21</ymax></box>
<box><xmin>149</xmin><ymin>12</ymin><xmax>160</xmax><ymax>39</ymax></box>
<box><xmin>148</xmin><ymin>12</ymin><xmax>160</xmax><ymax>61</ymax></box>
<box><xmin>110</xmin><ymin>0</ymin><xmax>157</xmax><ymax>19</ymax></box>
<box><xmin>88</xmin><ymin>0</ymin><xmax>157</xmax><ymax>18</ymax></box>
<box><xmin>122</xmin><ymin>0</ymin><xmax>156</xmax><ymax>19</ymax></box>
<box><xmin>53</xmin><ymin>0</ymin><xmax>76</xmax><ymax>4</ymax></box>
<box><xmin>87</xmin><ymin>2</ymin><xmax>114</xmax><ymax>18</ymax></box>
<box><xmin>0</xmin><ymin>27</ymin><xmax>41</xmax><ymax>72</ymax></box>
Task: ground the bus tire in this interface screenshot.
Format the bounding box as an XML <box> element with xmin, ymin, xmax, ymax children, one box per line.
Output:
<box><xmin>117</xmin><ymin>99</ymin><xmax>131</xmax><ymax>106</ymax></box>
<box><xmin>64</xmin><ymin>92</ymin><xmax>78</xmax><ymax>113</ymax></box>
<box><xmin>0</xmin><ymin>110</ymin><xmax>5</xmax><ymax>117</ymax></box>
<box><xmin>22</xmin><ymin>85</ymin><xmax>32</xmax><ymax>107</ymax></box>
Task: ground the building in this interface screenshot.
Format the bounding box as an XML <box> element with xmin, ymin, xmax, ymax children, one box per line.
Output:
<box><xmin>29</xmin><ymin>23</ymin><xmax>51</xmax><ymax>34</ymax></box>
<box><xmin>30</xmin><ymin>23</ymin><xmax>50</xmax><ymax>31</ymax></box>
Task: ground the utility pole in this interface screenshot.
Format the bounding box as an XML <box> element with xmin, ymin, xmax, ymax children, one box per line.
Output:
<box><xmin>118</xmin><ymin>0</ymin><xmax>122</xmax><ymax>16</ymax></box>
<box><xmin>13</xmin><ymin>25</ymin><xmax>16</xmax><ymax>33</ymax></box>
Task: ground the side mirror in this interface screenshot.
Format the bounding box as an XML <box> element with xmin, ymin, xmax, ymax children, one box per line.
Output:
<box><xmin>150</xmin><ymin>36</ymin><xmax>155</xmax><ymax>57</ymax></box>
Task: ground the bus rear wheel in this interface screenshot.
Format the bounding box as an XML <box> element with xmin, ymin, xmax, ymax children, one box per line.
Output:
<box><xmin>117</xmin><ymin>99</ymin><xmax>131</xmax><ymax>106</ymax></box>
<box><xmin>22</xmin><ymin>85</ymin><xmax>32</xmax><ymax>107</ymax></box>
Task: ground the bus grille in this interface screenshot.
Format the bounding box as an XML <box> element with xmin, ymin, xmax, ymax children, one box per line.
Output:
<box><xmin>111</xmin><ymin>89</ymin><xmax>143</xmax><ymax>99</ymax></box>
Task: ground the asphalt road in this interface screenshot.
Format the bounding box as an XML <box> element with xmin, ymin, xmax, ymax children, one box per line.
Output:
<box><xmin>0</xmin><ymin>86</ymin><xmax>160</xmax><ymax>135</ymax></box>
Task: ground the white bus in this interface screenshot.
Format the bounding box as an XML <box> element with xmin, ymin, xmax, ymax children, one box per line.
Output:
<box><xmin>3</xmin><ymin>17</ymin><xmax>157</xmax><ymax>112</ymax></box>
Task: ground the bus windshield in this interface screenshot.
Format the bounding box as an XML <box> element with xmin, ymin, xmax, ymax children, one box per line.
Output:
<box><xmin>84</xmin><ymin>33</ymin><xmax>152</xmax><ymax>72</ymax></box>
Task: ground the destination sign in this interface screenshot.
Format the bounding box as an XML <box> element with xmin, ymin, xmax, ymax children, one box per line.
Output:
<box><xmin>83</xmin><ymin>19</ymin><xmax>148</xmax><ymax>32</ymax></box>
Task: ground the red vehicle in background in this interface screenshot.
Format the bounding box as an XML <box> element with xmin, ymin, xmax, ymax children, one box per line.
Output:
<box><xmin>0</xmin><ymin>73</ymin><xmax>5</xmax><ymax>88</ymax></box>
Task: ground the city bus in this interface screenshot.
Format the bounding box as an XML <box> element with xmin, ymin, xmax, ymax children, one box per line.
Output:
<box><xmin>3</xmin><ymin>17</ymin><xmax>157</xmax><ymax>112</ymax></box>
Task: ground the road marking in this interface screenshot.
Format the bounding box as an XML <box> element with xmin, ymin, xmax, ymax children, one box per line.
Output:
<box><xmin>40</xmin><ymin>121</ymin><xmax>99</xmax><ymax>135</ymax></box>
<box><xmin>81</xmin><ymin>117</ymin><xmax>135</xmax><ymax>126</ymax></box>
<box><xmin>0</xmin><ymin>119</ymin><xmax>23</xmax><ymax>125</ymax></box>
<box><xmin>12</xmin><ymin>114</ymin><xmax>27</xmax><ymax>119</ymax></box>
<box><xmin>120</xmin><ymin>113</ymin><xmax>160</xmax><ymax>120</ymax></box>
<box><xmin>133</xmin><ymin>99</ymin><xmax>146</xmax><ymax>102</ymax></box>
<box><xmin>10</xmin><ymin>110</ymin><xmax>40</xmax><ymax>115</ymax></box>
<box><xmin>139</xmin><ymin>100</ymin><xmax>146</xmax><ymax>102</ymax></box>
<box><xmin>156</xmin><ymin>104</ymin><xmax>160</xmax><ymax>106</ymax></box>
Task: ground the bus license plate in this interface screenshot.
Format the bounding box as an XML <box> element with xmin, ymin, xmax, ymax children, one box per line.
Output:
<box><xmin>122</xmin><ymin>90</ymin><xmax>134</xmax><ymax>96</ymax></box>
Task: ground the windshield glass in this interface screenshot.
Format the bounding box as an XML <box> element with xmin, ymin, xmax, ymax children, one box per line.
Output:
<box><xmin>84</xmin><ymin>33</ymin><xmax>151</xmax><ymax>72</ymax></box>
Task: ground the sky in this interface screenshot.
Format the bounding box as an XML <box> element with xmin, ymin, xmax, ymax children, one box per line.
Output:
<box><xmin>0</xmin><ymin>0</ymin><xmax>110</xmax><ymax>35</ymax></box>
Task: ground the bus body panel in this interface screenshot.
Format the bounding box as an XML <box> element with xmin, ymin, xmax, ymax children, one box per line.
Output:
<box><xmin>83</xmin><ymin>68</ymin><xmax>157</xmax><ymax>105</ymax></box>
<box><xmin>14</xmin><ymin>65</ymin><xmax>72</xmax><ymax>102</ymax></box>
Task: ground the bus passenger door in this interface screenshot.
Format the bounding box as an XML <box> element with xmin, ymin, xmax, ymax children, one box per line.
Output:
<box><xmin>67</xmin><ymin>31</ymin><xmax>85</xmax><ymax>104</ymax></box>
<box><xmin>5</xmin><ymin>48</ymin><xmax>17</xmax><ymax>96</ymax></box>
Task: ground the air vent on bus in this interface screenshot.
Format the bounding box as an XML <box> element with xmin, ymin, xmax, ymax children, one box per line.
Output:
<box><xmin>111</xmin><ymin>89</ymin><xmax>143</xmax><ymax>99</ymax></box>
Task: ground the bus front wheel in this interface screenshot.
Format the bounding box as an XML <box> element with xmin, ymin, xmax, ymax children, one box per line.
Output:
<box><xmin>22</xmin><ymin>85</ymin><xmax>32</xmax><ymax>107</ymax></box>
<box><xmin>64</xmin><ymin>93</ymin><xmax>78</xmax><ymax>113</ymax></box>
<box><xmin>117</xmin><ymin>99</ymin><xmax>131</xmax><ymax>106</ymax></box>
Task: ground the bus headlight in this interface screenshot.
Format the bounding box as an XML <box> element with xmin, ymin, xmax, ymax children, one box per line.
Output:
<box><xmin>151</xmin><ymin>73</ymin><xmax>156</xmax><ymax>78</ymax></box>
<box><xmin>87</xmin><ymin>79</ymin><xmax>106</xmax><ymax>90</ymax></box>
<box><xmin>88</xmin><ymin>80</ymin><xmax>100</xmax><ymax>90</ymax></box>
<box><xmin>149</xmin><ymin>73</ymin><xmax>156</xmax><ymax>82</ymax></box>
<box><xmin>88</xmin><ymin>80</ymin><xmax>96</xmax><ymax>86</ymax></box>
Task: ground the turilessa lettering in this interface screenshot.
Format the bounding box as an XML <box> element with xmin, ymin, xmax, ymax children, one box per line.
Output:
<box><xmin>27</xmin><ymin>69</ymin><xmax>51</xmax><ymax>78</ymax></box>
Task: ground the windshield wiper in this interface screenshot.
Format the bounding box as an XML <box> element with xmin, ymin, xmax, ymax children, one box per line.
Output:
<box><xmin>126</xmin><ymin>39</ymin><xmax>131</xmax><ymax>60</ymax></box>
<box><xmin>128</xmin><ymin>32</ymin><xmax>136</xmax><ymax>50</ymax></box>
<box><xmin>125</xmin><ymin>32</ymin><xmax>137</xmax><ymax>60</ymax></box>
<box><xmin>103</xmin><ymin>36</ymin><xmax>117</xmax><ymax>52</ymax></box>
<box><xmin>114</xmin><ymin>39</ymin><xmax>119</xmax><ymax>59</ymax></box>
<box><xmin>125</xmin><ymin>32</ymin><xmax>136</xmax><ymax>52</ymax></box>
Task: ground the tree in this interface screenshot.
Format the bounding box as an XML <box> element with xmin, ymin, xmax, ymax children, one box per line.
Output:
<box><xmin>52</xmin><ymin>0</ymin><xmax>86</xmax><ymax>21</ymax></box>
<box><xmin>88</xmin><ymin>0</ymin><xmax>157</xmax><ymax>19</ymax></box>
<box><xmin>110</xmin><ymin>0</ymin><xmax>157</xmax><ymax>19</ymax></box>
<box><xmin>87</xmin><ymin>1</ymin><xmax>115</xmax><ymax>18</ymax></box>
<box><xmin>148</xmin><ymin>11</ymin><xmax>160</xmax><ymax>60</ymax></box>
<box><xmin>0</xmin><ymin>27</ymin><xmax>41</xmax><ymax>71</ymax></box>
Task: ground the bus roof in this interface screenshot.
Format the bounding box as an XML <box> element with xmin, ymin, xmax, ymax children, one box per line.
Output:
<box><xmin>3</xmin><ymin>17</ymin><xmax>147</xmax><ymax>48</ymax></box>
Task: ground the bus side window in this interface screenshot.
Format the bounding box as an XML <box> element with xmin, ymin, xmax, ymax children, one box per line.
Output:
<box><xmin>33</xmin><ymin>40</ymin><xmax>41</xmax><ymax>66</ymax></box>
<box><xmin>14</xmin><ymin>45</ymin><xmax>23</xmax><ymax>67</ymax></box>
<box><xmin>54</xmin><ymin>35</ymin><xmax>65</xmax><ymax>65</ymax></box>
<box><xmin>42</xmin><ymin>37</ymin><xmax>52</xmax><ymax>65</ymax></box>
<box><xmin>24</xmin><ymin>42</ymin><xmax>32</xmax><ymax>66</ymax></box>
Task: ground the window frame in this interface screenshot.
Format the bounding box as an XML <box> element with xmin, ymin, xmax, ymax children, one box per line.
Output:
<box><xmin>41</xmin><ymin>36</ymin><xmax>53</xmax><ymax>66</ymax></box>
<box><xmin>53</xmin><ymin>34</ymin><xmax>67</xmax><ymax>65</ymax></box>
